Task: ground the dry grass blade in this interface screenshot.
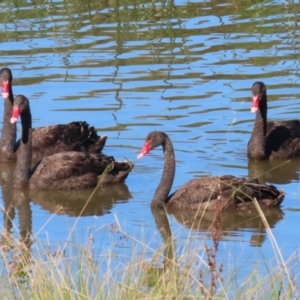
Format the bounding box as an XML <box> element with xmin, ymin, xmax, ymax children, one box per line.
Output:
<box><xmin>252</xmin><ymin>197</ymin><xmax>296</xmax><ymax>295</ymax></box>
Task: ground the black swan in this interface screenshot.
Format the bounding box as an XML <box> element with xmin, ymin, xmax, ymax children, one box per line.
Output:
<box><xmin>138</xmin><ymin>131</ymin><xmax>284</xmax><ymax>211</ymax></box>
<box><xmin>247</xmin><ymin>81</ymin><xmax>300</xmax><ymax>160</ymax></box>
<box><xmin>0</xmin><ymin>67</ymin><xmax>107</xmax><ymax>162</ymax></box>
<box><xmin>11</xmin><ymin>95</ymin><xmax>133</xmax><ymax>190</ymax></box>
<box><xmin>0</xmin><ymin>68</ymin><xmax>16</xmax><ymax>161</ymax></box>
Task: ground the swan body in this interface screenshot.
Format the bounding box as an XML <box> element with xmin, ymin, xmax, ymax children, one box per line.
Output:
<box><xmin>11</xmin><ymin>95</ymin><xmax>133</xmax><ymax>190</ymax></box>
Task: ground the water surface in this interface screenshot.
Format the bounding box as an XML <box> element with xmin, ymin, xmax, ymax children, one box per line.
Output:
<box><xmin>1</xmin><ymin>0</ymin><xmax>300</xmax><ymax>287</ymax></box>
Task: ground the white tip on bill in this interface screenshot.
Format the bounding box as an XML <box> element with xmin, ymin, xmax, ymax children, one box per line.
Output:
<box><xmin>10</xmin><ymin>117</ymin><xmax>18</xmax><ymax>124</ymax></box>
<box><xmin>2</xmin><ymin>93</ymin><xmax>9</xmax><ymax>99</ymax></box>
<box><xmin>251</xmin><ymin>107</ymin><xmax>258</xmax><ymax>113</ymax></box>
<box><xmin>137</xmin><ymin>153</ymin><xmax>144</xmax><ymax>159</ymax></box>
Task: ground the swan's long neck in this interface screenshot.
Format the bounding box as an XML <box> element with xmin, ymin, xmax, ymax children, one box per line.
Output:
<box><xmin>151</xmin><ymin>137</ymin><xmax>175</xmax><ymax>209</ymax></box>
<box><xmin>13</xmin><ymin>110</ymin><xmax>32</xmax><ymax>189</ymax></box>
<box><xmin>0</xmin><ymin>88</ymin><xmax>16</xmax><ymax>160</ymax></box>
<box><xmin>248</xmin><ymin>95</ymin><xmax>267</xmax><ymax>160</ymax></box>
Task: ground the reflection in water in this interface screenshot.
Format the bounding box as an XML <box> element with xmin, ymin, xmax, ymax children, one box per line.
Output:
<box><xmin>152</xmin><ymin>208</ymin><xmax>174</xmax><ymax>264</ymax></box>
<box><xmin>147</xmin><ymin>205</ymin><xmax>285</xmax><ymax>298</ymax></box>
<box><xmin>148</xmin><ymin>207</ymin><xmax>223</xmax><ymax>297</ymax></box>
<box><xmin>29</xmin><ymin>183</ymin><xmax>132</xmax><ymax>217</ymax></box>
<box><xmin>12</xmin><ymin>191</ymin><xmax>32</xmax><ymax>250</ymax></box>
<box><xmin>0</xmin><ymin>163</ymin><xmax>32</xmax><ymax>250</ymax></box>
<box><xmin>0</xmin><ymin>161</ymin><xmax>132</xmax><ymax>278</ymax></box>
<box><xmin>0</xmin><ymin>163</ymin><xmax>32</xmax><ymax>277</ymax></box>
<box><xmin>170</xmin><ymin>207</ymin><xmax>284</xmax><ymax>247</ymax></box>
<box><xmin>248</xmin><ymin>159</ymin><xmax>300</xmax><ymax>184</ymax></box>
<box><xmin>144</xmin><ymin>208</ymin><xmax>175</xmax><ymax>287</ymax></box>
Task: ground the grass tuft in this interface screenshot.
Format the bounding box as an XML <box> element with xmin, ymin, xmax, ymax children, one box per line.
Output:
<box><xmin>0</xmin><ymin>216</ymin><xmax>299</xmax><ymax>299</ymax></box>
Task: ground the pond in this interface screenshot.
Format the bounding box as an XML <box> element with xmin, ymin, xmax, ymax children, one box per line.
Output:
<box><xmin>0</xmin><ymin>0</ymin><xmax>300</xmax><ymax>294</ymax></box>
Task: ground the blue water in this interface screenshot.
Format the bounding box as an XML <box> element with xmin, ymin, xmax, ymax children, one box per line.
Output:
<box><xmin>1</xmin><ymin>0</ymin><xmax>300</xmax><ymax>287</ymax></box>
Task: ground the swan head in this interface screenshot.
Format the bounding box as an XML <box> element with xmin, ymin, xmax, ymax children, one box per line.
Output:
<box><xmin>0</xmin><ymin>68</ymin><xmax>13</xmax><ymax>100</ymax></box>
<box><xmin>251</xmin><ymin>81</ymin><xmax>267</xmax><ymax>114</ymax></box>
<box><xmin>138</xmin><ymin>131</ymin><xmax>170</xmax><ymax>159</ymax></box>
<box><xmin>10</xmin><ymin>95</ymin><xmax>30</xmax><ymax>124</ymax></box>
